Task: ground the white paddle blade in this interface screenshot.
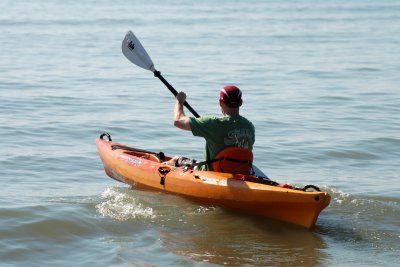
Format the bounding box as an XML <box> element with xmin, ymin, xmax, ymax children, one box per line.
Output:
<box><xmin>122</xmin><ymin>31</ymin><xmax>155</xmax><ymax>72</ymax></box>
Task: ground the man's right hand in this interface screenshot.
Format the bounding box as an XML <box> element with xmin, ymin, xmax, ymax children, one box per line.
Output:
<box><xmin>176</xmin><ymin>91</ymin><xmax>187</xmax><ymax>104</ymax></box>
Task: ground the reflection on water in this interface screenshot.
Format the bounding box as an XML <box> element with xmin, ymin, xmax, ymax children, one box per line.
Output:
<box><xmin>160</xmin><ymin>213</ymin><xmax>328</xmax><ymax>266</ymax></box>
<box><xmin>98</xmin><ymin>186</ymin><xmax>329</xmax><ymax>266</ymax></box>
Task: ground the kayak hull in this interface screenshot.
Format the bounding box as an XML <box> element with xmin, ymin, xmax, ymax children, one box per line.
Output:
<box><xmin>96</xmin><ymin>138</ymin><xmax>330</xmax><ymax>228</ymax></box>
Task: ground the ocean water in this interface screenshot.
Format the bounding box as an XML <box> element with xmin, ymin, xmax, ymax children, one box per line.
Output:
<box><xmin>1</xmin><ymin>0</ymin><xmax>399</xmax><ymax>266</ymax></box>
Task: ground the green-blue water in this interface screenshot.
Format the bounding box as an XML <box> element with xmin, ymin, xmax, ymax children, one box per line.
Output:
<box><xmin>1</xmin><ymin>0</ymin><xmax>399</xmax><ymax>266</ymax></box>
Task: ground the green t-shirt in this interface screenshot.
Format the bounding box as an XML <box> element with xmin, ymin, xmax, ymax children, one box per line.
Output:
<box><xmin>189</xmin><ymin>115</ymin><xmax>255</xmax><ymax>170</ymax></box>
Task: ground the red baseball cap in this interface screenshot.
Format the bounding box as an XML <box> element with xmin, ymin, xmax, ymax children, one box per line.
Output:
<box><xmin>219</xmin><ymin>85</ymin><xmax>243</xmax><ymax>108</ymax></box>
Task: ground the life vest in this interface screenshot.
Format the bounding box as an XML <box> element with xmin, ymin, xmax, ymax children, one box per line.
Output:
<box><xmin>211</xmin><ymin>147</ymin><xmax>253</xmax><ymax>175</ymax></box>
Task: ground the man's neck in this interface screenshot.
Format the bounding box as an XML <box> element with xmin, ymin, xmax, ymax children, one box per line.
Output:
<box><xmin>224</xmin><ymin>109</ymin><xmax>240</xmax><ymax>116</ymax></box>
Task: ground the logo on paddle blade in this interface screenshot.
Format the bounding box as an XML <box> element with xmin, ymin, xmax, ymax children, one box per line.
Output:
<box><xmin>127</xmin><ymin>40</ymin><xmax>135</xmax><ymax>51</ymax></box>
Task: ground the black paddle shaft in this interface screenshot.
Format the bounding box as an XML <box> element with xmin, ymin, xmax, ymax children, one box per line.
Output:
<box><xmin>154</xmin><ymin>71</ymin><xmax>200</xmax><ymax>118</ymax></box>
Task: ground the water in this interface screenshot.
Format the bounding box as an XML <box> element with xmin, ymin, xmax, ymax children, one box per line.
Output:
<box><xmin>1</xmin><ymin>0</ymin><xmax>399</xmax><ymax>266</ymax></box>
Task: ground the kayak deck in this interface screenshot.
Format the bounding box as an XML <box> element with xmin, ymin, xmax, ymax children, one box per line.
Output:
<box><xmin>96</xmin><ymin>137</ymin><xmax>330</xmax><ymax>228</ymax></box>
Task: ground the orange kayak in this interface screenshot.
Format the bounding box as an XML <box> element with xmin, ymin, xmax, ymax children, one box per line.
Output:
<box><xmin>96</xmin><ymin>134</ymin><xmax>330</xmax><ymax>228</ymax></box>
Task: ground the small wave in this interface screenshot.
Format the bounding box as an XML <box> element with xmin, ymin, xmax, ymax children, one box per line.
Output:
<box><xmin>188</xmin><ymin>206</ymin><xmax>217</xmax><ymax>215</ymax></box>
<box><xmin>324</xmin><ymin>149</ymin><xmax>379</xmax><ymax>160</ymax></box>
<box><xmin>96</xmin><ymin>187</ymin><xmax>155</xmax><ymax>221</ymax></box>
<box><xmin>329</xmin><ymin>188</ymin><xmax>351</xmax><ymax>205</ymax></box>
<box><xmin>329</xmin><ymin>187</ymin><xmax>400</xmax><ymax>212</ymax></box>
<box><xmin>347</xmin><ymin>67</ymin><xmax>382</xmax><ymax>72</ymax></box>
<box><xmin>374</xmin><ymin>137</ymin><xmax>400</xmax><ymax>146</ymax></box>
<box><xmin>318</xmin><ymin>187</ymin><xmax>400</xmax><ymax>256</ymax></box>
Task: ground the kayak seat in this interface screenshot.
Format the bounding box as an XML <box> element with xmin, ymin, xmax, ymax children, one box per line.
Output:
<box><xmin>212</xmin><ymin>147</ymin><xmax>253</xmax><ymax>175</ymax></box>
<box><xmin>147</xmin><ymin>154</ymin><xmax>163</xmax><ymax>162</ymax></box>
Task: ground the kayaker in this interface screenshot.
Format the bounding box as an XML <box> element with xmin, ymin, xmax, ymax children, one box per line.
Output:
<box><xmin>170</xmin><ymin>85</ymin><xmax>255</xmax><ymax>171</ymax></box>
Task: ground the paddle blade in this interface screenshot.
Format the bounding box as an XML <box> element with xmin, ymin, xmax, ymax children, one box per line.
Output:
<box><xmin>122</xmin><ymin>31</ymin><xmax>155</xmax><ymax>72</ymax></box>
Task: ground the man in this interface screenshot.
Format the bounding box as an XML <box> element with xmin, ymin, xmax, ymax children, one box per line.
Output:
<box><xmin>173</xmin><ymin>85</ymin><xmax>255</xmax><ymax>171</ymax></box>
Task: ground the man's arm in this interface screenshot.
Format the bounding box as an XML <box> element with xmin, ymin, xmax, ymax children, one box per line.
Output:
<box><xmin>173</xmin><ymin>91</ymin><xmax>191</xmax><ymax>131</ymax></box>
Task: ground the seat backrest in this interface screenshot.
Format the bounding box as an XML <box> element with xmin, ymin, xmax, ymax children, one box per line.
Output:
<box><xmin>212</xmin><ymin>147</ymin><xmax>253</xmax><ymax>174</ymax></box>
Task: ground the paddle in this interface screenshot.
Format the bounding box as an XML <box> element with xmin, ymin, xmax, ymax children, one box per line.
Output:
<box><xmin>122</xmin><ymin>31</ymin><xmax>200</xmax><ymax>118</ymax></box>
<box><xmin>121</xmin><ymin>31</ymin><xmax>270</xmax><ymax>177</ymax></box>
